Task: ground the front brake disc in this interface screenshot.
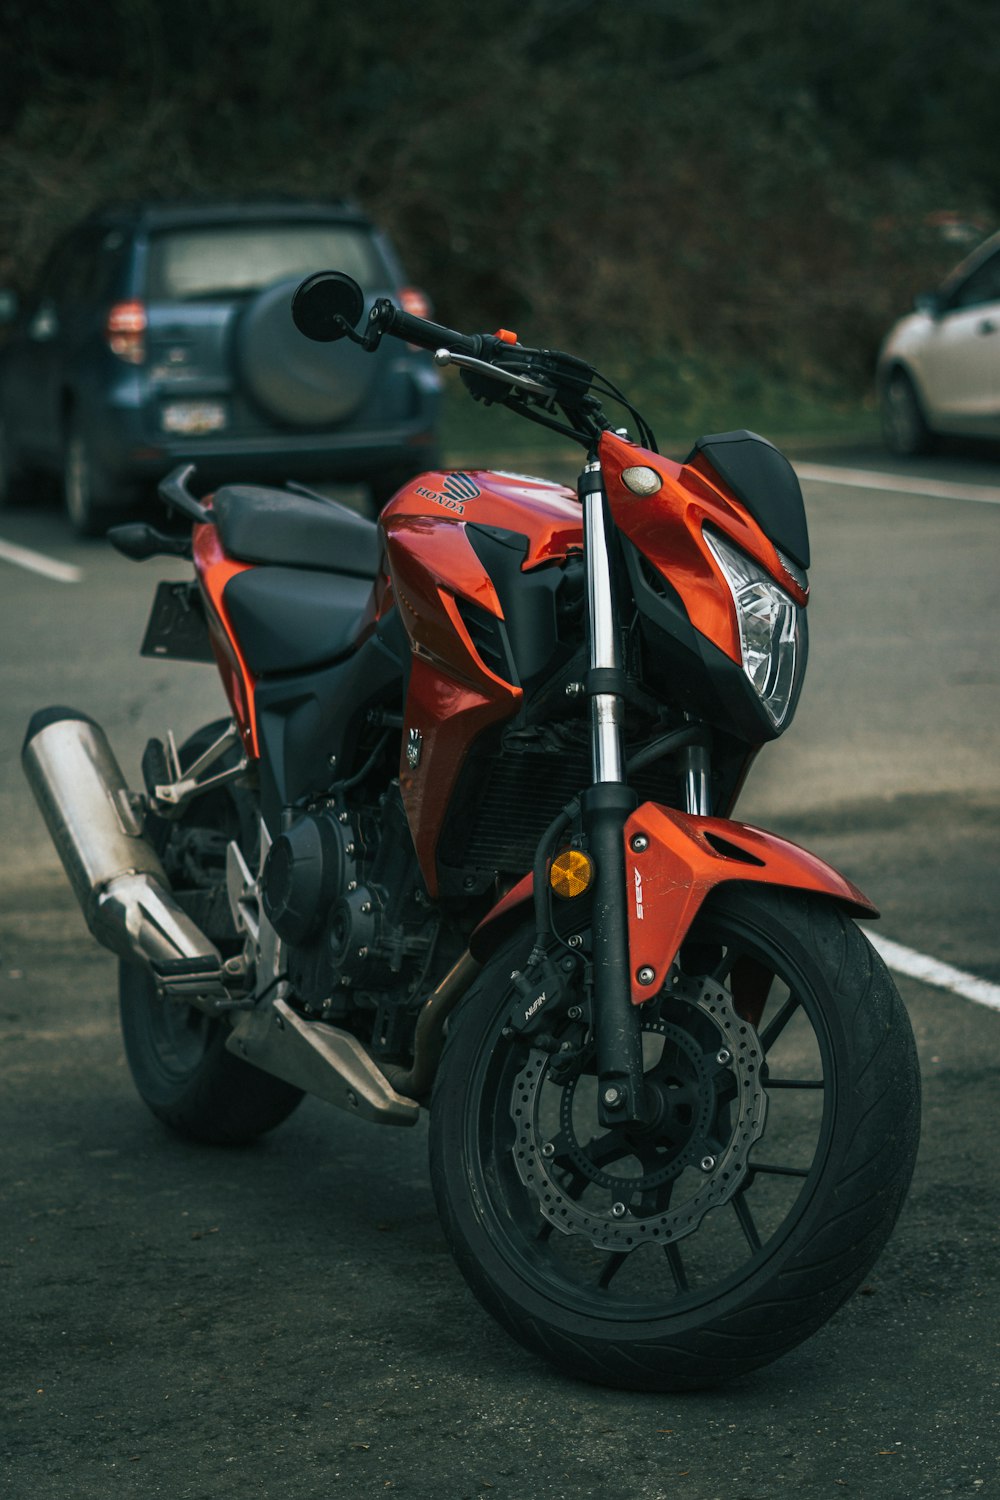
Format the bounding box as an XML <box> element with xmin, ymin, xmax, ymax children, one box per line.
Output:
<box><xmin>509</xmin><ymin>974</ymin><xmax>767</xmax><ymax>1252</ymax></box>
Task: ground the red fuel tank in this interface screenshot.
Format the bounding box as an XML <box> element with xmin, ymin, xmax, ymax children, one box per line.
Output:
<box><xmin>380</xmin><ymin>469</ymin><xmax>582</xmax><ymax>894</ymax></box>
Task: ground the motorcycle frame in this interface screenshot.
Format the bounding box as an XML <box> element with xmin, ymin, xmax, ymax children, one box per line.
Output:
<box><xmin>182</xmin><ymin>435</ymin><xmax>869</xmax><ymax>1130</ymax></box>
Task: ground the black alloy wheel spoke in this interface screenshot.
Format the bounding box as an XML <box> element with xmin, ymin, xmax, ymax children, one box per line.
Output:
<box><xmin>663</xmin><ymin>1241</ymin><xmax>689</xmax><ymax>1292</ymax></box>
<box><xmin>584</xmin><ymin>1131</ymin><xmax>636</xmax><ymax>1172</ymax></box>
<box><xmin>633</xmin><ymin>1138</ymin><xmax>669</xmax><ymax>1174</ymax></box>
<box><xmin>707</xmin><ymin>942</ymin><xmax>745</xmax><ymax>984</ymax></box>
<box><xmin>562</xmin><ymin>1167</ymin><xmax>593</xmax><ymax>1202</ymax></box>
<box><xmin>597</xmin><ymin>1252</ymin><xmax>629</xmax><ymax>1289</ymax></box>
<box><xmin>637</xmin><ymin>1179</ymin><xmax>673</xmax><ymax>1219</ymax></box>
<box><xmin>732</xmin><ymin>1189</ymin><xmax>762</xmax><ymax>1252</ymax></box>
<box><xmin>559</xmin><ymin>1133</ymin><xmax>636</xmax><ymax>1201</ymax></box>
<box><xmin>731</xmin><ymin>958</ymin><xmax>777</xmax><ymax>1032</ymax></box>
<box><xmin>759</xmin><ymin>992</ymin><xmax>802</xmax><ymax>1053</ymax></box>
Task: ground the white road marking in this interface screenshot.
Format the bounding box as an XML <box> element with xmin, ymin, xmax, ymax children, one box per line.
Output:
<box><xmin>866</xmin><ymin>932</ymin><xmax>1000</xmax><ymax>1013</ymax></box>
<box><xmin>795</xmin><ymin>462</ymin><xmax>1000</xmax><ymax>506</ymax></box>
<box><xmin>0</xmin><ymin>536</ymin><xmax>82</xmax><ymax>583</ymax></box>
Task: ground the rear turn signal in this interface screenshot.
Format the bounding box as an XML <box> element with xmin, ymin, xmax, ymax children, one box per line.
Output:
<box><xmin>106</xmin><ymin>301</ymin><xmax>147</xmax><ymax>365</ymax></box>
<box><xmin>549</xmin><ymin>848</ymin><xmax>595</xmax><ymax>900</ymax></box>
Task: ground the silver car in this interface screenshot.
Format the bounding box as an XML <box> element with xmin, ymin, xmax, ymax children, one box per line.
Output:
<box><xmin>877</xmin><ymin>230</ymin><xmax>1000</xmax><ymax>453</ymax></box>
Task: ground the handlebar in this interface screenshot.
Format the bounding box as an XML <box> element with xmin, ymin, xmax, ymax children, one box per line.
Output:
<box><xmin>367</xmin><ymin>297</ymin><xmax>486</xmax><ymax>357</ymax></box>
<box><xmin>289</xmin><ymin>270</ymin><xmax>655</xmax><ymax>450</ymax></box>
<box><xmin>291</xmin><ymin>271</ymin><xmax>487</xmax><ymax>356</ymax></box>
<box><xmin>291</xmin><ymin>270</ymin><xmax>520</xmax><ymax>364</ymax></box>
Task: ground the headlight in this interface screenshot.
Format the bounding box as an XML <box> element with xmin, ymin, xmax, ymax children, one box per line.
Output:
<box><xmin>703</xmin><ymin>528</ymin><xmax>805</xmax><ymax>729</ymax></box>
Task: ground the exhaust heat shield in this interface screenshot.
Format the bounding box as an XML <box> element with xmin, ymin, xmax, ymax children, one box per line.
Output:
<box><xmin>22</xmin><ymin>708</ymin><xmax>225</xmax><ymax>994</ymax></box>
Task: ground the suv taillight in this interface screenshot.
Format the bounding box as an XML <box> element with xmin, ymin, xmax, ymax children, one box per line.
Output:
<box><xmin>398</xmin><ymin>286</ymin><xmax>432</xmax><ymax>320</ymax></box>
<box><xmin>105</xmin><ymin>301</ymin><xmax>147</xmax><ymax>365</ymax></box>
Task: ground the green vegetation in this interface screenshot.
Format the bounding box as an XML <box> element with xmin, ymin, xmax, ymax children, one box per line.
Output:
<box><xmin>3</xmin><ymin>0</ymin><xmax>996</xmax><ymax>421</ymax></box>
<box><xmin>441</xmin><ymin>359</ymin><xmax>877</xmax><ymax>472</ymax></box>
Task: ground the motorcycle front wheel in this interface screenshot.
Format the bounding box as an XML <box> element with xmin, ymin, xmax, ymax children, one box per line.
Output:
<box><xmin>429</xmin><ymin>887</ymin><xmax>920</xmax><ymax>1390</ymax></box>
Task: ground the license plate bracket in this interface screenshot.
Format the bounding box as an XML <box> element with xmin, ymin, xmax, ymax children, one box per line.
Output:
<box><xmin>141</xmin><ymin>581</ymin><xmax>215</xmax><ymax>662</ymax></box>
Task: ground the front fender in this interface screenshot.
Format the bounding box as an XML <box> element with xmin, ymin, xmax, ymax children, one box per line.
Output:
<box><xmin>468</xmin><ymin>801</ymin><xmax>876</xmax><ymax>996</ymax></box>
<box><xmin>623</xmin><ymin>803</ymin><xmax>876</xmax><ymax>1003</ymax></box>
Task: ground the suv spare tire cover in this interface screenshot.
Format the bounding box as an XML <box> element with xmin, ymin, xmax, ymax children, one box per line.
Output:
<box><xmin>236</xmin><ymin>276</ymin><xmax>378</xmax><ymax>427</ymax></box>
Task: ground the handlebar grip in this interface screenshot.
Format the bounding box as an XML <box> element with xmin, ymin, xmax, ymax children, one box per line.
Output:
<box><xmin>374</xmin><ymin>299</ymin><xmax>482</xmax><ymax>357</ymax></box>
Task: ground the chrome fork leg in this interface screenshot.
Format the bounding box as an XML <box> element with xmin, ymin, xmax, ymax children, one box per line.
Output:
<box><xmin>682</xmin><ymin>739</ymin><xmax>713</xmax><ymax>816</ymax></box>
<box><xmin>579</xmin><ymin>458</ymin><xmax>645</xmax><ymax>1128</ymax></box>
<box><xmin>583</xmin><ymin>459</ymin><xmax>627</xmax><ymax>786</ymax></box>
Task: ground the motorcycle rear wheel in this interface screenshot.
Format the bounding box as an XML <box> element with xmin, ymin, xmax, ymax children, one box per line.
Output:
<box><xmin>118</xmin><ymin>722</ymin><xmax>303</xmax><ymax>1144</ymax></box>
<box><xmin>429</xmin><ymin>886</ymin><xmax>920</xmax><ymax>1390</ymax></box>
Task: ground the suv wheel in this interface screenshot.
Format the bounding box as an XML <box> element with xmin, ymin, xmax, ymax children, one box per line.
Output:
<box><xmin>63</xmin><ymin>419</ymin><xmax>120</xmax><ymax>537</ymax></box>
<box><xmin>0</xmin><ymin>418</ymin><xmax>28</xmax><ymax>509</ymax></box>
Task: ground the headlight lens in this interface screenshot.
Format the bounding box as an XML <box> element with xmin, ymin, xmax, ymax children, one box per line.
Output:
<box><xmin>704</xmin><ymin>528</ymin><xmax>805</xmax><ymax>729</ymax></box>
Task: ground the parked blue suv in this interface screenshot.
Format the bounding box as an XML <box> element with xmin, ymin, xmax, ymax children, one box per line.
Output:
<box><xmin>0</xmin><ymin>200</ymin><xmax>442</xmax><ymax>534</ymax></box>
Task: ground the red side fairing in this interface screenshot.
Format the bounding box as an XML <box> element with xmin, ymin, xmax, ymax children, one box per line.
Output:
<box><xmin>598</xmin><ymin>431</ymin><xmax>808</xmax><ymax>667</ymax></box>
<box><xmin>381</xmin><ymin>470</ymin><xmax>582</xmax><ymax>895</ymax></box>
<box><xmin>192</xmin><ymin>522</ymin><xmax>260</xmax><ymax>757</ymax></box>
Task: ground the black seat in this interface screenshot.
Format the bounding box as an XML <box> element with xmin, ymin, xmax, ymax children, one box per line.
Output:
<box><xmin>223</xmin><ymin>566</ymin><xmax>373</xmax><ymax>676</ymax></box>
<box><xmin>212</xmin><ymin>484</ymin><xmax>380</xmax><ymax>577</ymax></box>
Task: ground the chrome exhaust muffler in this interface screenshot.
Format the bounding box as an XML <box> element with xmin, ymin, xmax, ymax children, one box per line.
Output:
<box><xmin>22</xmin><ymin>708</ymin><xmax>228</xmax><ymax>1006</ymax></box>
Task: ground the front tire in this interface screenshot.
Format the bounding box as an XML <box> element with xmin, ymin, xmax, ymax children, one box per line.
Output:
<box><xmin>430</xmin><ymin>888</ymin><xmax>920</xmax><ymax>1390</ymax></box>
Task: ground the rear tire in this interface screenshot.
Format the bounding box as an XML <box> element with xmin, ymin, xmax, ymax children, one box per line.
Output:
<box><xmin>118</xmin><ymin>721</ymin><xmax>303</xmax><ymax>1144</ymax></box>
<box><xmin>430</xmin><ymin>887</ymin><xmax>920</xmax><ymax>1390</ymax></box>
<box><xmin>119</xmin><ymin>963</ymin><xmax>303</xmax><ymax>1144</ymax></box>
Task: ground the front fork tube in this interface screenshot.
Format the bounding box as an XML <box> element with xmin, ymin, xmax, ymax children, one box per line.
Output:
<box><xmin>582</xmin><ymin>782</ymin><xmax>644</xmax><ymax>1127</ymax></box>
<box><xmin>579</xmin><ymin>460</ymin><xmax>645</xmax><ymax>1129</ymax></box>
<box><xmin>681</xmin><ymin>738</ymin><xmax>713</xmax><ymax>816</ymax></box>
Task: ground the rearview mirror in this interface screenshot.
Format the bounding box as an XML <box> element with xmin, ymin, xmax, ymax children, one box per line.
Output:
<box><xmin>914</xmin><ymin>291</ymin><xmax>945</xmax><ymax>319</ymax></box>
<box><xmin>291</xmin><ymin>272</ymin><xmax>365</xmax><ymax>342</ymax></box>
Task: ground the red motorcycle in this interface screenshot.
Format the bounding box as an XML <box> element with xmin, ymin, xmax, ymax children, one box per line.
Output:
<box><xmin>23</xmin><ymin>272</ymin><xmax>920</xmax><ymax>1390</ymax></box>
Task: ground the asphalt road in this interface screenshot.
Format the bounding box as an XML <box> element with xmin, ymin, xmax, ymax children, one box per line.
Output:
<box><xmin>1</xmin><ymin>444</ymin><xmax>998</xmax><ymax>1500</ymax></box>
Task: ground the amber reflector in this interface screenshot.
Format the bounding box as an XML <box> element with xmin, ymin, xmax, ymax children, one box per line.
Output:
<box><xmin>549</xmin><ymin>848</ymin><xmax>595</xmax><ymax>899</ymax></box>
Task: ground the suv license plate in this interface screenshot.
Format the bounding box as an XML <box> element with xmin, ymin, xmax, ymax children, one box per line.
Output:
<box><xmin>161</xmin><ymin>401</ymin><xmax>227</xmax><ymax>435</ymax></box>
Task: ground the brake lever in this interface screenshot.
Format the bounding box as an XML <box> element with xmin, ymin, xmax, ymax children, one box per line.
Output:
<box><xmin>433</xmin><ymin>348</ymin><xmax>555</xmax><ymax>398</ymax></box>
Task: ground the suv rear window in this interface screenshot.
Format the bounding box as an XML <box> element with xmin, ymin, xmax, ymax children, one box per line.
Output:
<box><xmin>146</xmin><ymin>223</ymin><xmax>384</xmax><ymax>301</ymax></box>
